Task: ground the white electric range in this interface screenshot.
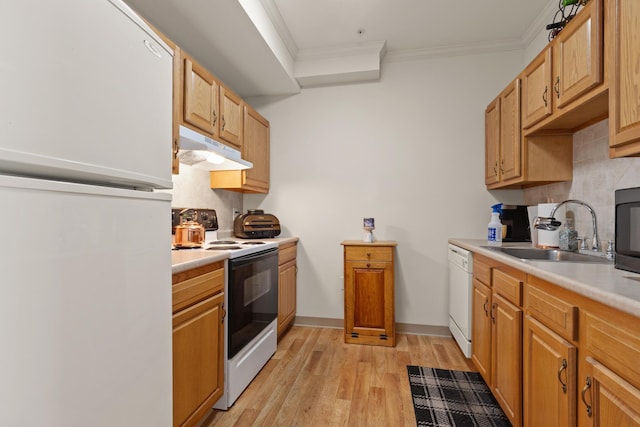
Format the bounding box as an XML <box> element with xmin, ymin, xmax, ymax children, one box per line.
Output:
<box><xmin>172</xmin><ymin>208</ymin><xmax>279</xmax><ymax>410</ymax></box>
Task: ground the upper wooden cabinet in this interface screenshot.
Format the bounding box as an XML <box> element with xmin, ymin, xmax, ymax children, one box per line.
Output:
<box><xmin>609</xmin><ymin>0</ymin><xmax>640</xmax><ymax>157</ymax></box>
<box><xmin>485</xmin><ymin>79</ymin><xmax>522</xmax><ymax>187</ymax></box>
<box><xmin>219</xmin><ymin>86</ymin><xmax>243</xmax><ymax>149</ymax></box>
<box><xmin>485</xmin><ymin>78</ymin><xmax>573</xmax><ymax>190</ymax></box>
<box><xmin>522</xmin><ymin>0</ymin><xmax>605</xmax><ymax>133</ymax></box>
<box><xmin>183</xmin><ymin>55</ymin><xmax>219</xmax><ymax>137</ymax></box>
<box><xmin>210</xmin><ymin>104</ymin><xmax>270</xmax><ymax>193</ymax></box>
<box><xmin>181</xmin><ymin>52</ymin><xmax>244</xmax><ymax>150</ymax></box>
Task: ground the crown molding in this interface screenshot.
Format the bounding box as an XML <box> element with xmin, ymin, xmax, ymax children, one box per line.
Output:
<box><xmin>259</xmin><ymin>0</ymin><xmax>298</xmax><ymax>59</ymax></box>
<box><xmin>383</xmin><ymin>38</ymin><xmax>524</xmax><ymax>63</ymax></box>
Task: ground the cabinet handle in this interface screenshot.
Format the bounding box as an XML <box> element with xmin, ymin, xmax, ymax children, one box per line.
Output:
<box><xmin>581</xmin><ymin>376</ymin><xmax>592</xmax><ymax>417</ymax></box>
<box><xmin>491</xmin><ymin>302</ymin><xmax>497</xmax><ymax>324</ymax></box>
<box><xmin>221</xmin><ymin>115</ymin><xmax>226</xmax><ymax>131</ymax></box>
<box><xmin>554</xmin><ymin>76</ymin><xmax>560</xmax><ymax>99</ymax></box>
<box><xmin>483</xmin><ymin>298</ymin><xmax>489</xmax><ymax>316</ymax></box>
<box><xmin>543</xmin><ymin>86</ymin><xmax>548</xmax><ymax>107</ymax></box>
<box><xmin>558</xmin><ymin>358</ymin><xmax>568</xmax><ymax>393</ymax></box>
<box><xmin>493</xmin><ymin>161</ymin><xmax>498</xmax><ymax>177</ymax></box>
<box><xmin>366</xmin><ymin>252</ymin><xmax>371</xmax><ymax>257</ymax></box>
<box><xmin>212</xmin><ymin>109</ymin><xmax>217</xmax><ymax>126</ymax></box>
<box><xmin>500</xmin><ymin>159</ymin><xmax>505</xmax><ymax>174</ymax></box>
<box><xmin>221</xmin><ymin>303</ymin><xmax>226</xmax><ymax>324</ymax></box>
<box><xmin>366</xmin><ymin>263</ymin><xmax>371</xmax><ymax>268</ymax></box>
<box><xmin>173</xmin><ymin>138</ymin><xmax>179</xmax><ymax>159</ymax></box>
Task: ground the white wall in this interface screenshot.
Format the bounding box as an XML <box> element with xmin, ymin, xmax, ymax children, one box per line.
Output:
<box><xmin>245</xmin><ymin>50</ymin><xmax>525</xmax><ymax>326</ymax></box>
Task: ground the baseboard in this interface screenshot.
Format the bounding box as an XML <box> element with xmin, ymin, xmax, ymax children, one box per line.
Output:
<box><xmin>293</xmin><ymin>316</ymin><xmax>451</xmax><ymax>337</ymax></box>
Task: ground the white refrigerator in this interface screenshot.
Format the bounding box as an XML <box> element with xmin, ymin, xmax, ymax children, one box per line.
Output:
<box><xmin>0</xmin><ymin>1</ymin><xmax>173</xmax><ymax>426</ymax></box>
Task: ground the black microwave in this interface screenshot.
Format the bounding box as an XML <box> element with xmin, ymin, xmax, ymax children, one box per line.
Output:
<box><xmin>615</xmin><ymin>187</ymin><xmax>640</xmax><ymax>274</ymax></box>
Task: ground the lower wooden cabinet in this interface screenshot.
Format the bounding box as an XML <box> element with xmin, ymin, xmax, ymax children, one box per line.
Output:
<box><xmin>471</xmin><ymin>255</ymin><xmax>524</xmax><ymax>427</ymax></box>
<box><xmin>523</xmin><ymin>316</ymin><xmax>577</xmax><ymax>427</ymax></box>
<box><xmin>581</xmin><ymin>357</ymin><xmax>640</xmax><ymax>427</ymax></box>
<box><xmin>492</xmin><ymin>292</ymin><xmax>523</xmax><ymax>426</ymax></box>
<box><xmin>472</xmin><ymin>278</ymin><xmax>492</xmax><ymax>382</ymax></box>
<box><xmin>342</xmin><ymin>241</ymin><xmax>397</xmax><ymax>347</ymax></box>
<box><xmin>172</xmin><ymin>262</ymin><xmax>225</xmax><ymax>427</ymax></box>
<box><xmin>278</xmin><ymin>241</ymin><xmax>297</xmax><ymax>338</ymax></box>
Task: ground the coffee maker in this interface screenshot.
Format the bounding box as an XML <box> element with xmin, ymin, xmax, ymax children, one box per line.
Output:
<box><xmin>501</xmin><ymin>205</ymin><xmax>531</xmax><ymax>242</ymax></box>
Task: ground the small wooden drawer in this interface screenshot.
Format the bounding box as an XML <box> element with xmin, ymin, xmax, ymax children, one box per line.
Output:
<box><xmin>172</xmin><ymin>264</ymin><xmax>224</xmax><ymax>313</ymax></box>
<box><xmin>526</xmin><ymin>281</ymin><xmax>578</xmax><ymax>341</ymax></box>
<box><xmin>585</xmin><ymin>313</ymin><xmax>640</xmax><ymax>389</ymax></box>
<box><xmin>492</xmin><ymin>268</ymin><xmax>523</xmax><ymax>307</ymax></box>
<box><xmin>473</xmin><ymin>256</ymin><xmax>492</xmax><ymax>286</ymax></box>
<box><xmin>279</xmin><ymin>242</ymin><xmax>297</xmax><ymax>266</ymax></box>
<box><xmin>344</xmin><ymin>246</ymin><xmax>393</xmax><ymax>262</ymax></box>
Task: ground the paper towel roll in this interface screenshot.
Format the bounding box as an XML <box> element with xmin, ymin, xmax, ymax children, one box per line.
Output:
<box><xmin>537</xmin><ymin>203</ymin><xmax>566</xmax><ymax>248</ymax></box>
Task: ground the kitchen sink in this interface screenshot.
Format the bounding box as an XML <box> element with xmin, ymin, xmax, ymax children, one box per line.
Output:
<box><xmin>483</xmin><ymin>246</ymin><xmax>612</xmax><ymax>264</ymax></box>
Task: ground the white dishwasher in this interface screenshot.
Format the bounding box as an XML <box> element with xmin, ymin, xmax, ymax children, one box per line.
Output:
<box><xmin>448</xmin><ymin>244</ymin><xmax>473</xmax><ymax>358</ymax></box>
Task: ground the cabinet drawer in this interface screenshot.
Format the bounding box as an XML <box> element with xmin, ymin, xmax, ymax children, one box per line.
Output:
<box><xmin>526</xmin><ymin>281</ymin><xmax>578</xmax><ymax>341</ymax></box>
<box><xmin>345</xmin><ymin>246</ymin><xmax>393</xmax><ymax>262</ymax></box>
<box><xmin>173</xmin><ymin>267</ymin><xmax>224</xmax><ymax>313</ymax></box>
<box><xmin>585</xmin><ymin>313</ymin><xmax>640</xmax><ymax>388</ymax></box>
<box><xmin>493</xmin><ymin>268</ymin><xmax>523</xmax><ymax>306</ymax></box>
<box><xmin>279</xmin><ymin>242</ymin><xmax>297</xmax><ymax>266</ymax></box>
<box><xmin>473</xmin><ymin>256</ymin><xmax>492</xmax><ymax>286</ymax></box>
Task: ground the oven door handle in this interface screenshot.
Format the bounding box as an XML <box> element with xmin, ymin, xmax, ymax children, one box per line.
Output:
<box><xmin>230</xmin><ymin>247</ymin><xmax>278</xmax><ymax>265</ymax></box>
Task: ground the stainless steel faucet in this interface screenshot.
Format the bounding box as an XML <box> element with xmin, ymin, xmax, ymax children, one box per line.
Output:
<box><xmin>534</xmin><ymin>200</ymin><xmax>601</xmax><ymax>252</ymax></box>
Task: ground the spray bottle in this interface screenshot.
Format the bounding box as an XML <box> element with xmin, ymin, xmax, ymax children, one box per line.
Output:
<box><xmin>487</xmin><ymin>203</ymin><xmax>503</xmax><ymax>246</ymax></box>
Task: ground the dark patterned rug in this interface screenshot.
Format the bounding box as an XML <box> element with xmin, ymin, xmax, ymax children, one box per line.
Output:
<box><xmin>407</xmin><ymin>366</ymin><xmax>511</xmax><ymax>427</ymax></box>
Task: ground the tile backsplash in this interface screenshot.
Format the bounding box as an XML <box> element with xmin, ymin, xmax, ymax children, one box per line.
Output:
<box><xmin>159</xmin><ymin>164</ymin><xmax>242</xmax><ymax>234</ymax></box>
<box><xmin>523</xmin><ymin>119</ymin><xmax>640</xmax><ymax>246</ymax></box>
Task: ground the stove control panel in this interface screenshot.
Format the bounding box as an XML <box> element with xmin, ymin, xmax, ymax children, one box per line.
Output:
<box><xmin>171</xmin><ymin>208</ymin><xmax>218</xmax><ymax>231</ymax></box>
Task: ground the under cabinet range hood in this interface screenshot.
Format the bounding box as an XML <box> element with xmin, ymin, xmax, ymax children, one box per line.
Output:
<box><xmin>177</xmin><ymin>125</ymin><xmax>252</xmax><ymax>171</ymax></box>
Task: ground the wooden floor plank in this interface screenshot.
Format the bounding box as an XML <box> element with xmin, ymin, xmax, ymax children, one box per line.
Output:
<box><xmin>200</xmin><ymin>326</ymin><xmax>477</xmax><ymax>427</ymax></box>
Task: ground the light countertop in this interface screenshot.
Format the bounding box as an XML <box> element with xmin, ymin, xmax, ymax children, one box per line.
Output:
<box><xmin>171</xmin><ymin>236</ymin><xmax>299</xmax><ymax>274</ymax></box>
<box><xmin>449</xmin><ymin>238</ymin><xmax>640</xmax><ymax>318</ymax></box>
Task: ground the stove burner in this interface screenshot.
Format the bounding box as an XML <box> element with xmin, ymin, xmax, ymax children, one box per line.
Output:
<box><xmin>206</xmin><ymin>246</ymin><xmax>243</xmax><ymax>250</ymax></box>
<box><xmin>209</xmin><ymin>240</ymin><xmax>238</xmax><ymax>245</ymax></box>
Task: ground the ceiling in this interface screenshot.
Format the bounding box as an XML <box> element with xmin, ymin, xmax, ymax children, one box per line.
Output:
<box><xmin>124</xmin><ymin>0</ymin><xmax>555</xmax><ymax>97</ymax></box>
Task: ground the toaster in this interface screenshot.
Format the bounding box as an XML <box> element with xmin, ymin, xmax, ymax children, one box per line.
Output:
<box><xmin>234</xmin><ymin>209</ymin><xmax>281</xmax><ymax>239</ymax></box>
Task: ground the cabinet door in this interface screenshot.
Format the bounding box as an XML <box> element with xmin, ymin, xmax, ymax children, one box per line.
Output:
<box><xmin>609</xmin><ymin>0</ymin><xmax>640</xmax><ymax>151</ymax></box>
<box><xmin>472</xmin><ymin>279</ymin><xmax>492</xmax><ymax>385</ymax></box>
<box><xmin>522</xmin><ymin>47</ymin><xmax>552</xmax><ymax>129</ymax></box>
<box><xmin>492</xmin><ymin>292</ymin><xmax>523</xmax><ymax>427</ymax></box>
<box><xmin>173</xmin><ymin>292</ymin><xmax>225</xmax><ymax>427</ymax></box>
<box><xmin>243</xmin><ymin>104</ymin><xmax>270</xmax><ymax>192</ymax></box>
<box><xmin>278</xmin><ymin>259</ymin><xmax>296</xmax><ymax>337</ymax></box>
<box><xmin>344</xmin><ymin>260</ymin><xmax>394</xmax><ymax>343</ymax></box>
<box><xmin>500</xmin><ymin>79</ymin><xmax>521</xmax><ymax>181</ymax></box>
<box><xmin>524</xmin><ymin>316</ymin><xmax>577</xmax><ymax>427</ymax></box>
<box><xmin>485</xmin><ymin>97</ymin><xmax>500</xmax><ymax>185</ymax></box>
<box><xmin>183</xmin><ymin>56</ymin><xmax>219</xmax><ymax>137</ymax></box>
<box><xmin>219</xmin><ymin>85</ymin><xmax>243</xmax><ymax>149</ymax></box>
<box><xmin>553</xmin><ymin>0</ymin><xmax>603</xmax><ymax>109</ymax></box>
<box><xmin>580</xmin><ymin>357</ymin><xmax>640</xmax><ymax>427</ymax></box>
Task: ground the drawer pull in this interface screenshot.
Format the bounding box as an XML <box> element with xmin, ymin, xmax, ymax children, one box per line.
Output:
<box><xmin>581</xmin><ymin>376</ymin><xmax>592</xmax><ymax>417</ymax></box>
<box><xmin>483</xmin><ymin>298</ymin><xmax>489</xmax><ymax>316</ymax></box>
<box><xmin>558</xmin><ymin>358</ymin><xmax>568</xmax><ymax>393</ymax></box>
<box><xmin>491</xmin><ymin>303</ymin><xmax>497</xmax><ymax>324</ymax></box>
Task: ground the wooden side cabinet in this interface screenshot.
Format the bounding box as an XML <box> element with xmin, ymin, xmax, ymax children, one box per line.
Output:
<box><xmin>172</xmin><ymin>261</ymin><xmax>225</xmax><ymax>427</ymax></box>
<box><xmin>341</xmin><ymin>240</ymin><xmax>397</xmax><ymax>347</ymax></box>
<box><xmin>278</xmin><ymin>240</ymin><xmax>298</xmax><ymax>338</ymax></box>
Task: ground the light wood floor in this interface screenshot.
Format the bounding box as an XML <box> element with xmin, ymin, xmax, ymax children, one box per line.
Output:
<box><xmin>201</xmin><ymin>326</ymin><xmax>476</xmax><ymax>427</ymax></box>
